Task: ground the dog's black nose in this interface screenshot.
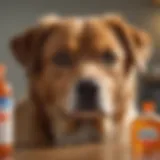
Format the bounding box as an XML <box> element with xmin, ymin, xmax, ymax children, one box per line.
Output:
<box><xmin>76</xmin><ymin>80</ymin><xmax>98</xmax><ymax>110</ymax></box>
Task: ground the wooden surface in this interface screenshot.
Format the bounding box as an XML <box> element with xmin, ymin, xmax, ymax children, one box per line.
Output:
<box><xmin>15</xmin><ymin>144</ymin><xmax>132</xmax><ymax>160</ymax></box>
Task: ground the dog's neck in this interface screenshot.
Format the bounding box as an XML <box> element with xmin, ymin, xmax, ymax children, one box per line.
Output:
<box><xmin>103</xmin><ymin>69</ymin><xmax>139</xmax><ymax>144</ymax></box>
<box><xmin>119</xmin><ymin>68</ymin><xmax>138</xmax><ymax>120</ymax></box>
<box><xmin>123</xmin><ymin>69</ymin><xmax>138</xmax><ymax>118</ymax></box>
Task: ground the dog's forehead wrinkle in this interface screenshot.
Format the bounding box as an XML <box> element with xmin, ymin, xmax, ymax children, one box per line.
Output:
<box><xmin>68</xmin><ymin>18</ymin><xmax>84</xmax><ymax>35</ymax></box>
<box><xmin>38</xmin><ymin>14</ymin><xmax>61</xmax><ymax>26</ymax></box>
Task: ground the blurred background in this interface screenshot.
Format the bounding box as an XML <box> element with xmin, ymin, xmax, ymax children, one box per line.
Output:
<box><xmin>0</xmin><ymin>0</ymin><xmax>159</xmax><ymax>111</ymax></box>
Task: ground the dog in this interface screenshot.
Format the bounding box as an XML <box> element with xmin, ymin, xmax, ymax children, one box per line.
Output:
<box><xmin>10</xmin><ymin>14</ymin><xmax>152</xmax><ymax>149</ymax></box>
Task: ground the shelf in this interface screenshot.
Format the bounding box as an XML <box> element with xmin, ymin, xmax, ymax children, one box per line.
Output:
<box><xmin>142</xmin><ymin>74</ymin><xmax>160</xmax><ymax>83</ymax></box>
<box><xmin>152</xmin><ymin>0</ymin><xmax>160</xmax><ymax>6</ymax></box>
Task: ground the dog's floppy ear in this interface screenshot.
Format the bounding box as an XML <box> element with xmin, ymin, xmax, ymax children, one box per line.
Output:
<box><xmin>10</xmin><ymin>27</ymin><xmax>39</xmax><ymax>68</ymax></box>
<box><xmin>104</xmin><ymin>15</ymin><xmax>152</xmax><ymax>72</ymax></box>
<box><xmin>10</xmin><ymin>15</ymin><xmax>59</xmax><ymax>69</ymax></box>
<box><xmin>130</xmin><ymin>27</ymin><xmax>152</xmax><ymax>71</ymax></box>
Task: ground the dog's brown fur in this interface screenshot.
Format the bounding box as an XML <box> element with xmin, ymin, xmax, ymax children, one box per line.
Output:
<box><xmin>10</xmin><ymin>14</ymin><xmax>152</xmax><ymax>149</ymax></box>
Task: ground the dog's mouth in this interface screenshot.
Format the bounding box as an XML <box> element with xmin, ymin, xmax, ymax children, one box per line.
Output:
<box><xmin>64</xmin><ymin>79</ymin><xmax>108</xmax><ymax>120</ymax></box>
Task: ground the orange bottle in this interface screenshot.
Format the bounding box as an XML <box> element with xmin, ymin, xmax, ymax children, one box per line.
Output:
<box><xmin>131</xmin><ymin>101</ymin><xmax>160</xmax><ymax>160</ymax></box>
<box><xmin>0</xmin><ymin>65</ymin><xmax>14</xmax><ymax>159</ymax></box>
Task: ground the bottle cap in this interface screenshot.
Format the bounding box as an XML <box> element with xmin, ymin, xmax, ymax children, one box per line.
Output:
<box><xmin>0</xmin><ymin>64</ymin><xmax>6</xmax><ymax>77</ymax></box>
<box><xmin>143</xmin><ymin>101</ymin><xmax>155</xmax><ymax>112</ymax></box>
<box><xmin>0</xmin><ymin>64</ymin><xmax>11</xmax><ymax>96</ymax></box>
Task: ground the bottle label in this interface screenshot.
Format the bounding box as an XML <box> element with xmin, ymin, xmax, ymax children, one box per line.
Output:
<box><xmin>138</xmin><ymin>128</ymin><xmax>158</xmax><ymax>142</ymax></box>
<box><xmin>0</xmin><ymin>98</ymin><xmax>13</xmax><ymax>145</ymax></box>
<box><xmin>136</xmin><ymin>127</ymin><xmax>160</xmax><ymax>160</ymax></box>
<box><xmin>0</xmin><ymin>98</ymin><xmax>13</xmax><ymax>110</ymax></box>
<box><xmin>0</xmin><ymin>113</ymin><xmax>13</xmax><ymax>144</ymax></box>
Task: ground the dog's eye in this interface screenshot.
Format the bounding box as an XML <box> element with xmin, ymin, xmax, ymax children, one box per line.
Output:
<box><xmin>52</xmin><ymin>52</ymin><xmax>73</xmax><ymax>67</ymax></box>
<box><xmin>102</xmin><ymin>51</ymin><xmax>116</xmax><ymax>65</ymax></box>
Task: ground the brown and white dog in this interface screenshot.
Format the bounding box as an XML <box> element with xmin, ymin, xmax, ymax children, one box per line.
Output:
<box><xmin>10</xmin><ymin>14</ymin><xmax>152</xmax><ymax>148</ymax></box>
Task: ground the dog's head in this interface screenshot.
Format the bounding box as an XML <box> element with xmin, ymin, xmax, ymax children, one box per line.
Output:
<box><xmin>10</xmin><ymin>14</ymin><xmax>152</xmax><ymax>120</ymax></box>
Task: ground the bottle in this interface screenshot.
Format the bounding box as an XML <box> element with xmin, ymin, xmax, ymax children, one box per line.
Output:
<box><xmin>0</xmin><ymin>65</ymin><xmax>14</xmax><ymax>159</ymax></box>
<box><xmin>131</xmin><ymin>101</ymin><xmax>160</xmax><ymax>160</ymax></box>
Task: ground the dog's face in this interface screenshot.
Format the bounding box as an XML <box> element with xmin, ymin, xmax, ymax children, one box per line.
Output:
<box><xmin>10</xmin><ymin>14</ymin><xmax>152</xmax><ymax>120</ymax></box>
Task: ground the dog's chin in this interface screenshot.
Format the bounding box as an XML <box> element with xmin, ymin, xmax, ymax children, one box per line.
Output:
<box><xmin>66</xmin><ymin>109</ymin><xmax>106</xmax><ymax>120</ymax></box>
